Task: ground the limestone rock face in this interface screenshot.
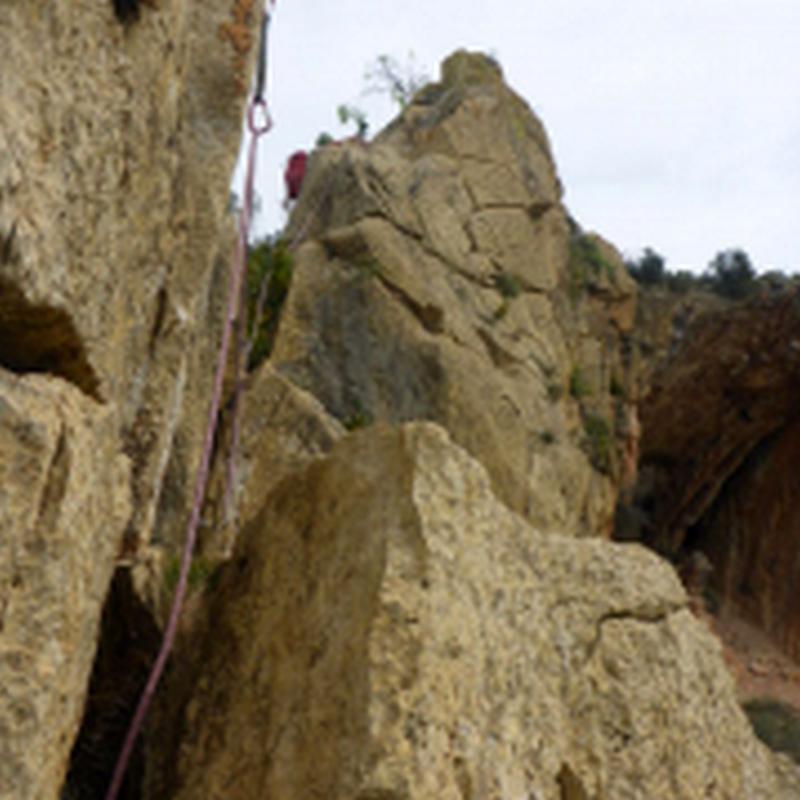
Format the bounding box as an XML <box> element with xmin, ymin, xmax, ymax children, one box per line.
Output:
<box><xmin>0</xmin><ymin>2</ymin><xmax>258</xmax><ymax>796</ymax></box>
<box><xmin>207</xmin><ymin>364</ymin><xmax>344</xmax><ymax>550</ymax></box>
<box><xmin>272</xmin><ymin>51</ymin><xmax>635</xmax><ymax>538</ymax></box>
<box><xmin>0</xmin><ymin>373</ymin><xmax>129</xmax><ymax>799</ymax></box>
<box><xmin>160</xmin><ymin>423</ymin><xmax>792</xmax><ymax>799</ymax></box>
<box><xmin>0</xmin><ymin>0</ymin><xmax>257</xmax><ymax>554</ymax></box>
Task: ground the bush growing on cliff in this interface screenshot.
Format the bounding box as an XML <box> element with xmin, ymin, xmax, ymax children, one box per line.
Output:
<box><xmin>246</xmin><ymin>236</ymin><xmax>293</xmax><ymax>369</ymax></box>
<box><xmin>568</xmin><ymin>234</ymin><xmax>615</xmax><ymax>302</ymax></box>
<box><xmin>743</xmin><ymin>698</ymin><xmax>800</xmax><ymax>764</ymax></box>
<box><xmin>582</xmin><ymin>413</ymin><xmax>612</xmax><ymax>474</ymax></box>
<box><xmin>364</xmin><ymin>53</ymin><xmax>430</xmax><ymax>109</ymax></box>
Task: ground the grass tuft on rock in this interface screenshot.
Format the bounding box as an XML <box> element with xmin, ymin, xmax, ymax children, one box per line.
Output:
<box><xmin>743</xmin><ymin>698</ymin><xmax>800</xmax><ymax>764</ymax></box>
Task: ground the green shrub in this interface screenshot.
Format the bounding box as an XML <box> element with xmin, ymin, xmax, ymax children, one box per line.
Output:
<box><xmin>568</xmin><ymin>234</ymin><xmax>615</xmax><ymax>301</ymax></box>
<box><xmin>626</xmin><ymin>247</ymin><xmax>665</xmax><ymax>286</ymax></box>
<box><xmin>582</xmin><ymin>414</ymin><xmax>612</xmax><ymax>473</ymax></box>
<box><xmin>569</xmin><ymin>366</ymin><xmax>592</xmax><ymax>399</ymax></box>
<box><xmin>343</xmin><ymin>399</ymin><xmax>373</xmax><ymax>431</ymax></box>
<box><xmin>493</xmin><ymin>271</ymin><xmax>522</xmax><ymax>299</ymax></box>
<box><xmin>164</xmin><ymin>555</ymin><xmax>217</xmax><ymax>594</ymax></box>
<box><xmin>743</xmin><ymin>698</ymin><xmax>800</xmax><ymax>764</ymax></box>
<box><xmin>246</xmin><ymin>237</ymin><xmax>294</xmax><ymax>369</ymax></box>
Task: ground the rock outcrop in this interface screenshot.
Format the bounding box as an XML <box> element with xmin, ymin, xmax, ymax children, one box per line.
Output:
<box><xmin>0</xmin><ymin>373</ymin><xmax>129</xmax><ymax>799</ymax></box>
<box><xmin>628</xmin><ymin>286</ymin><xmax>800</xmax><ymax>661</ymax></box>
<box><xmin>4</xmin><ymin>23</ymin><xmax>798</xmax><ymax>798</ymax></box>
<box><xmin>158</xmin><ymin>423</ymin><xmax>795</xmax><ymax>799</ymax></box>
<box><xmin>273</xmin><ymin>51</ymin><xmax>636</xmax><ymax>539</ymax></box>
<box><xmin>0</xmin><ymin>2</ymin><xmax>259</xmax><ymax>796</ymax></box>
<box><xmin>149</xmin><ymin>52</ymin><xmax>799</xmax><ymax>799</ymax></box>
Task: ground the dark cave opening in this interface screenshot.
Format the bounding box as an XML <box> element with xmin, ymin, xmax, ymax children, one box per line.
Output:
<box><xmin>0</xmin><ymin>276</ymin><xmax>102</xmax><ymax>400</ymax></box>
<box><xmin>61</xmin><ymin>570</ymin><xmax>160</xmax><ymax>800</ymax></box>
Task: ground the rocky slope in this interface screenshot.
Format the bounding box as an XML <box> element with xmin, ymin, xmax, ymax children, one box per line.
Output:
<box><xmin>2</xmin><ymin>22</ymin><xmax>798</xmax><ymax>799</ymax></box>
<box><xmin>151</xmin><ymin>53</ymin><xmax>798</xmax><ymax>798</ymax></box>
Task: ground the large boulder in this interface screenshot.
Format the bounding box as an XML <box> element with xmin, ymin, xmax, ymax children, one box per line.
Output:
<box><xmin>157</xmin><ymin>423</ymin><xmax>795</xmax><ymax>799</ymax></box>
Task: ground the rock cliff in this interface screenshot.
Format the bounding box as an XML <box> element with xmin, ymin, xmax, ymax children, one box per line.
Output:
<box><xmin>0</xmin><ymin>2</ymin><xmax>259</xmax><ymax>797</ymax></box>
<box><xmin>2</xmin><ymin>27</ymin><xmax>798</xmax><ymax>799</ymax></box>
<box><xmin>628</xmin><ymin>285</ymin><xmax>800</xmax><ymax>665</ymax></box>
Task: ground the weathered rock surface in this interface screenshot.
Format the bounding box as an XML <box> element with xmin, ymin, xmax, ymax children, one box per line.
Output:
<box><xmin>697</xmin><ymin>417</ymin><xmax>800</xmax><ymax>662</ymax></box>
<box><xmin>272</xmin><ymin>51</ymin><xmax>636</xmax><ymax>539</ymax></box>
<box><xmin>0</xmin><ymin>372</ymin><xmax>129</xmax><ymax>799</ymax></box>
<box><xmin>0</xmin><ymin>0</ymin><xmax>257</xmax><ymax>555</ymax></box>
<box><xmin>632</xmin><ymin>288</ymin><xmax>800</xmax><ymax>552</ymax></box>
<box><xmin>1</xmin><ymin>2</ymin><xmax>259</xmax><ymax>797</ymax></box>
<box><xmin>207</xmin><ymin>364</ymin><xmax>344</xmax><ymax>551</ymax></box>
<box><xmin>160</xmin><ymin>423</ymin><xmax>794</xmax><ymax>799</ymax></box>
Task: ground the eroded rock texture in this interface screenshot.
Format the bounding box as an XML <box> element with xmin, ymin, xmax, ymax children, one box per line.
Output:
<box><xmin>636</xmin><ymin>289</ymin><xmax>800</xmax><ymax>552</ymax></box>
<box><xmin>272</xmin><ymin>51</ymin><xmax>636</xmax><ymax>539</ymax></box>
<box><xmin>631</xmin><ymin>287</ymin><xmax>800</xmax><ymax>660</ymax></box>
<box><xmin>0</xmin><ymin>374</ymin><xmax>129</xmax><ymax>798</ymax></box>
<box><xmin>0</xmin><ymin>2</ymin><xmax>258</xmax><ymax>797</ymax></box>
<box><xmin>145</xmin><ymin>51</ymin><xmax>800</xmax><ymax>799</ymax></box>
<box><xmin>160</xmin><ymin>423</ymin><xmax>794</xmax><ymax>799</ymax></box>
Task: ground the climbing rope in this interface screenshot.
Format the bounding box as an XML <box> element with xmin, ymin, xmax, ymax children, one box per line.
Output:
<box><xmin>103</xmin><ymin>5</ymin><xmax>274</xmax><ymax>798</ymax></box>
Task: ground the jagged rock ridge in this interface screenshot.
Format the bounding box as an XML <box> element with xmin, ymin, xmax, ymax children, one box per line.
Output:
<box><xmin>149</xmin><ymin>53</ymin><xmax>800</xmax><ymax>799</ymax></box>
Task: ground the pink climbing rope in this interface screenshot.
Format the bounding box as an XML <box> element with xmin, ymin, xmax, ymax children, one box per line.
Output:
<box><xmin>103</xmin><ymin>9</ymin><xmax>273</xmax><ymax>799</ymax></box>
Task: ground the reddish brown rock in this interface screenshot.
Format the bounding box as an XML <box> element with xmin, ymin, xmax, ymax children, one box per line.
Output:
<box><xmin>635</xmin><ymin>289</ymin><xmax>800</xmax><ymax>554</ymax></box>
<box><xmin>700</xmin><ymin>418</ymin><xmax>800</xmax><ymax>661</ymax></box>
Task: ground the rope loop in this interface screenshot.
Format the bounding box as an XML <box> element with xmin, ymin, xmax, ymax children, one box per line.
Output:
<box><xmin>248</xmin><ymin>97</ymin><xmax>272</xmax><ymax>136</ymax></box>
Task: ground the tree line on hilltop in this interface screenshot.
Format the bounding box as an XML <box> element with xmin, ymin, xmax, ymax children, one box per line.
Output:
<box><xmin>625</xmin><ymin>247</ymin><xmax>796</xmax><ymax>300</ymax></box>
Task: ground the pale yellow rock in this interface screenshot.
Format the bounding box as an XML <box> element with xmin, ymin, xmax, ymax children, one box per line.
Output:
<box><xmin>162</xmin><ymin>423</ymin><xmax>793</xmax><ymax>799</ymax></box>
<box><xmin>213</xmin><ymin>363</ymin><xmax>345</xmax><ymax>541</ymax></box>
<box><xmin>0</xmin><ymin>372</ymin><xmax>130</xmax><ymax>799</ymax></box>
<box><xmin>274</xmin><ymin>53</ymin><xmax>633</xmax><ymax>538</ymax></box>
<box><xmin>0</xmin><ymin>0</ymin><xmax>257</xmax><ymax>555</ymax></box>
<box><xmin>0</xmin><ymin>2</ymin><xmax>258</xmax><ymax>796</ymax></box>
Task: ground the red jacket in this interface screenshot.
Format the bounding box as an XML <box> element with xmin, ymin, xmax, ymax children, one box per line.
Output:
<box><xmin>284</xmin><ymin>151</ymin><xmax>308</xmax><ymax>201</ymax></box>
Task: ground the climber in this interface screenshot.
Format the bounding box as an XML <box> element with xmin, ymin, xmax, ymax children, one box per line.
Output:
<box><xmin>283</xmin><ymin>150</ymin><xmax>308</xmax><ymax>207</ymax></box>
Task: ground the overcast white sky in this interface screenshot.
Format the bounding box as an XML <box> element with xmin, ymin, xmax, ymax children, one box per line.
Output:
<box><xmin>239</xmin><ymin>0</ymin><xmax>799</xmax><ymax>273</ymax></box>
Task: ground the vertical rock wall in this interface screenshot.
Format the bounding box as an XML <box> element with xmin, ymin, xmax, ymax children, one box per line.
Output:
<box><xmin>0</xmin><ymin>2</ymin><xmax>258</xmax><ymax>796</ymax></box>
